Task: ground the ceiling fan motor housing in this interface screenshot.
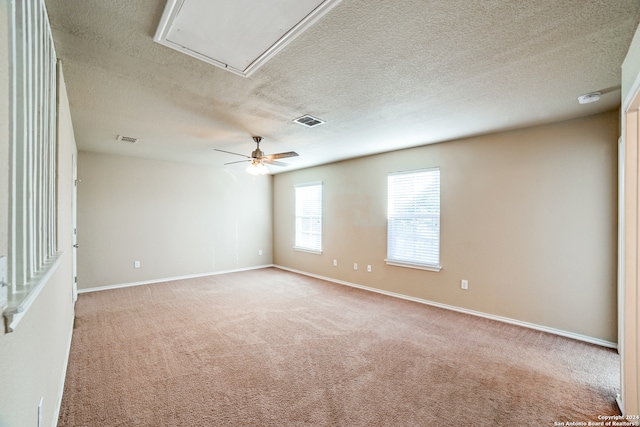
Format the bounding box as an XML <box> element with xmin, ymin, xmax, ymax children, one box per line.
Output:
<box><xmin>252</xmin><ymin>136</ymin><xmax>263</xmax><ymax>159</ymax></box>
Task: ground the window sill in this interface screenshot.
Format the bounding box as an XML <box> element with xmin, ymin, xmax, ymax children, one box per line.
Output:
<box><xmin>384</xmin><ymin>259</ymin><xmax>441</xmax><ymax>272</ymax></box>
<box><xmin>294</xmin><ymin>247</ymin><xmax>322</xmax><ymax>255</ymax></box>
<box><xmin>3</xmin><ymin>251</ymin><xmax>64</xmax><ymax>333</ymax></box>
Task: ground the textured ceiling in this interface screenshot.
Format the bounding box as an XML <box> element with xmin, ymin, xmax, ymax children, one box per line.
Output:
<box><xmin>44</xmin><ymin>0</ymin><xmax>640</xmax><ymax>173</ymax></box>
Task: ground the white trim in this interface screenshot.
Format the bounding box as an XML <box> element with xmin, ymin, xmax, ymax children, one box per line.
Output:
<box><xmin>243</xmin><ymin>0</ymin><xmax>342</xmax><ymax>77</ymax></box>
<box><xmin>384</xmin><ymin>259</ymin><xmax>441</xmax><ymax>272</ymax></box>
<box><xmin>617</xmin><ymin>393</ymin><xmax>624</xmax><ymax>415</ymax></box>
<box><xmin>153</xmin><ymin>0</ymin><xmax>342</xmax><ymax>78</ymax></box>
<box><xmin>3</xmin><ymin>251</ymin><xmax>64</xmax><ymax>332</ymax></box>
<box><xmin>294</xmin><ymin>181</ymin><xmax>323</xmax><ymax>189</ymax></box>
<box><xmin>388</xmin><ymin>166</ymin><xmax>439</xmax><ymax>176</ymax></box>
<box><xmin>623</xmin><ymin>66</ymin><xmax>640</xmax><ymax>112</ymax></box>
<box><xmin>52</xmin><ymin>309</ymin><xmax>74</xmax><ymax>427</ymax></box>
<box><xmin>152</xmin><ymin>0</ymin><xmax>183</xmax><ymax>43</ymax></box>
<box><xmin>274</xmin><ymin>265</ymin><xmax>617</xmax><ymax>349</ymax></box>
<box><xmin>621</xmin><ymin>70</ymin><xmax>640</xmax><ymax>416</ymax></box>
<box><xmin>618</xmin><ymin>131</ymin><xmax>627</xmax><ymax>417</ymax></box>
<box><xmin>294</xmin><ymin>247</ymin><xmax>322</xmax><ymax>255</ymax></box>
<box><xmin>77</xmin><ymin>264</ymin><xmax>275</xmax><ymax>294</ymax></box>
<box><xmin>619</xmin><ymin>136</ymin><xmax>626</xmax><ymax>358</ymax></box>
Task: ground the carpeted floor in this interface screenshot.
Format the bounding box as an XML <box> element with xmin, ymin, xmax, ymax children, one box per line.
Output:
<box><xmin>58</xmin><ymin>268</ymin><xmax>620</xmax><ymax>426</ymax></box>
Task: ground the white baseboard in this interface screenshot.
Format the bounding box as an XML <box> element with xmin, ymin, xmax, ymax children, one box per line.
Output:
<box><xmin>616</xmin><ymin>393</ymin><xmax>624</xmax><ymax>415</ymax></box>
<box><xmin>77</xmin><ymin>264</ymin><xmax>618</xmax><ymax>349</ymax></box>
<box><xmin>77</xmin><ymin>264</ymin><xmax>275</xmax><ymax>294</ymax></box>
<box><xmin>274</xmin><ymin>265</ymin><xmax>618</xmax><ymax>350</ymax></box>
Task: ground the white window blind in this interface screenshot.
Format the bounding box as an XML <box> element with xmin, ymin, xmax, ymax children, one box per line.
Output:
<box><xmin>4</xmin><ymin>0</ymin><xmax>60</xmax><ymax>333</ymax></box>
<box><xmin>386</xmin><ymin>168</ymin><xmax>441</xmax><ymax>271</ymax></box>
<box><xmin>295</xmin><ymin>183</ymin><xmax>322</xmax><ymax>253</ymax></box>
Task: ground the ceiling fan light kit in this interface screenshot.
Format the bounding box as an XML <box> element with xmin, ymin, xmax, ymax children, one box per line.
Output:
<box><xmin>246</xmin><ymin>160</ymin><xmax>270</xmax><ymax>175</ymax></box>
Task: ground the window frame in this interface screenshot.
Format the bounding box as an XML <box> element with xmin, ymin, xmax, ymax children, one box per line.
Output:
<box><xmin>385</xmin><ymin>167</ymin><xmax>441</xmax><ymax>272</ymax></box>
<box><xmin>294</xmin><ymin>182</ymin><xmax>323</xmax><ymax>254</ymax></box>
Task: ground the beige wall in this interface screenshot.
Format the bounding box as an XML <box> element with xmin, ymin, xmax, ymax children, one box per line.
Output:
<box><xmin>0</xmin><ymin>61</ymin><xmax>77</xmax><ymax>427</ymax></box>
<box><xmin>274</xmin><ymin>111</ymin><xmax>619</xmax><ymax>343</ymax></box>
<box><xmin>76</xmin><ymin>152</ymin><xmax>273</xmax><ymax>289</ymax></box>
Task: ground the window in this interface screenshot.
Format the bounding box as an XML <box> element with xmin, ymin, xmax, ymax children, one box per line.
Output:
<box><xmin>295</xmin><ymin>183</ymin><xmax>322</xmax><ymax>253</ymax></box>
<box><xmin>3</xmin><ymin>0</ymin><xmax>59</xmax><ymax>332</ymax></box>
<box><xmin>386</xmin><ymin>168</ymin><xmax>440</xmax><ymax>271</ymax></box>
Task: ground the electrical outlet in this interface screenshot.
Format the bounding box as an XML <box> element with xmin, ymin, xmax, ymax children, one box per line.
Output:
<box><xmin>258</xmin><ymin>249</ymin><xmax>263</xmax><ymax>256</ymax></box>
<box><xmin>333</xmin><ymin>259</ymin><xmax>337</xmax><ymax>267</ymax></box>
<box><xmin>353</xmin><ymin>263</ymin><xmax>358</xmax><ymax>270</ymax></box>
<box><xmin>134</xmin><ymin>261</ymin><xmax>140</xmax><ymax>269</ymax></box>
<box><xmin>367</xmin><ymin>265</ymin><xmax>372</xmax><ymax>272</ymax></box>
<box><xmin>461</xmin><ymin>280</ymin><xmax>468</xmax><ymax>290</ymax></box>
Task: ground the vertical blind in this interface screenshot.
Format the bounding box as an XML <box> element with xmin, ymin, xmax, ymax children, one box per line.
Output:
<box><xmin>8</xmin><ymin>0</ymin><xmax>58</xmax><ymax>291</ymax></box>
<box><xmin>294</xmin><ymin>183</ymin><xmax>322</xmax><ymax>253</ymax></box>
<box><xmin>386</xmin><ymin>168</ymin><xmax>440</xmax><ymax>269</ymax></box>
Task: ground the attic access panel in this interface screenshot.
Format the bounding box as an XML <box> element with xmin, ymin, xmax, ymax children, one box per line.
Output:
<box><xmin>154</xmin><ymin>0</ymin><xmax>341</xmax><ymax>77</ymax></box>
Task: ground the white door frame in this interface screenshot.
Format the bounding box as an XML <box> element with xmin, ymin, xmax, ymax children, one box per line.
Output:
<box><xmin>618</xmin><ymin>135</ymin><xmax>625</xmax><ymax>412</ymax></box>
<box><xmin>621</xmin><ymin>70</ymin><xmax>640</xmax><ymax>416</ymax></box>
<box><xmin>72</xmin><ymin>152</ymin><xmax>77</xmax><ymax>302</ymax></box>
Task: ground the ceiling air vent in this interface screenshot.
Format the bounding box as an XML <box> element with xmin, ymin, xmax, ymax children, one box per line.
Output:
<box><xmin>293</xmin><ymin>115</ymin><xmax>325</xmax><ymax>128</ymax></box>
<box><xmin>116</xmin><ymin>135</ymin><xmax>139</xmax><ymax>144</ymax></box>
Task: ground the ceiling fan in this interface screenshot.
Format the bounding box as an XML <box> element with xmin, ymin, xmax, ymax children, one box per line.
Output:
<box><xmin>214</xmin><ymin>136</ymin><xmax>299</xmax><ymax>175</ymax></box>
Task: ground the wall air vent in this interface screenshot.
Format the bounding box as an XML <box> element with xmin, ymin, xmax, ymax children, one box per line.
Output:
<box><xmin>293</xmin><ymin>115</ymin><xmax>325</xmax><ymax>128</ymax></box>
<box><xmin>154</xmin><ymin>0</ymin><xmax>342</xmax><ymax>78</ymax></box>
<box><xmin>116</xmin><ymin>135</ymin><xmax>139</xmax><ymax>144</ymax></box>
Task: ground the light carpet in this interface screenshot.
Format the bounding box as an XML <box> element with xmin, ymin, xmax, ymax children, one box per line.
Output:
<box><xmin>58</xmin><ymin>268</ymin><xmax>620</xmax><ymax>426</ymax></box>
